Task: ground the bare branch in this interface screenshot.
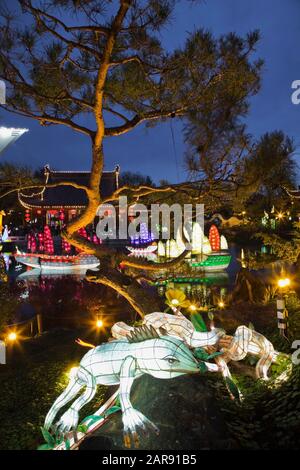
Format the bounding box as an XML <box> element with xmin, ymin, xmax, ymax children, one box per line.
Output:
<box><xmin>0</xmin><ymin>181</ymin><xmax>91</xmax><ymax>199</ymax></box>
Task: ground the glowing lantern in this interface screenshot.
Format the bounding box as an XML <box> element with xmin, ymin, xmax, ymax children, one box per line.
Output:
<box><xmin>165</xmin><ymin>239</ymin><xmax>179</xmax><ymax>258</ymax></box>
<box><xmin>25</xmin><ymin>210</ymin><xmax>30</xmax><ymax>223</ymax></box>
<box><xmin>209</xmin><ymin>225</ymin><xmax>220</xmax><ymax>252</ymax></box>
<box><xmin>44</xmin><ymin>225</ymin><xmax>54</xmax><ymax>255</ymax></box>
<box><xmin>191</xmin><ymin>222</ymin><xmax>203</xmax><ymax>254</ymax></box>
<box><xmin>30</xmin><ymin>235</ymin><xmax>37</xmax><ymax>253</ymax></box>
<box><xmin>130</xmin><ymin>222</ymin><xmax>154</xmax><ymax>245</ymax></box>
<box><xmin>176</xmin><ymin>228</ymin><xmax>186</xmax><ymax>255</ymax></box>
<box><xmin>62</xmin><ymin>237</ymin><xmax>71</xmax><ymax>254</ymax></box>
<box><xmin>38</xmin><ymin>233</ymin><xmax>44</xmax><ymax>252</ymax></box>
<box><xmin>68</xmin><ymin>367</ymin><xmax>78</xmax><ymax>379</ymax></box>
<box><xmin>92</xmin><ymin>234</ymin><xmax>101</xmax><ymax>245</ymax></box>
<box><xmin>202</xmin><ymin>236</ymin><xmax>212</xmax><ymax>255</ymax></box>
<box><xmin>157</xmin><ymin>241</ymin><xmax>166</xmax><ymax>257</ymax></box>
<box><xmin>220</xmin><ymin>235</ymin><xmax>228</xmax><ymax>251</ymax></box>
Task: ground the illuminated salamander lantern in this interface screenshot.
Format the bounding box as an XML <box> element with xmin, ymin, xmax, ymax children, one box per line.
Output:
<box><xmin>209</xmin><ymin>225</ymin><xmax>220</xmax><ymax>252</ymax></box>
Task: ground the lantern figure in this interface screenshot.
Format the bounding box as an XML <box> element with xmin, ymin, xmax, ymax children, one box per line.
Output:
<box><xmin>30</xmin><ymin>235</ymin><xmax>37</xmax><ymax>253</ymax></box>
<box><xmin>61</xmin><ymin>237</ymin><xmax>71</xmax><ymax>254</ymax></box>
<box><xmin>130</xmin><ymin>222</ymin><xmax>154</xmax><ymax>245</ymax></box>
<box><xmin>191</xmin><ymin>222</ymin><xmax>204</xmax><ymax>255</ymax></box>
<box><xmin>38</xmin><ymin>233</ymin><xmax>44</xmax><ymax>252</ymax></box>
<box><xmin>25</xmin><ymin>210</ymin><xmax>30</xmax><ymax>223</ymax></box>
<box><xmin>209</xmin><ymin>225</ymin><xmax>220</xmax><ymax>252</ymax></box>
<box><xmin>44</xmin><ymin>225</ymin><xmax>54</xmax><ymax>255</ymax></box>
<box><xmin>220</xmin><ymin>235</ymin><xmax>228</xmax><ymax>251</ymax></box>
<box><xmin>176</xmin><ymin>228</ymin><xmax>186</xmax><ymax>255</ymax></box>
<box><xmin>202</xmin><ymin>236</ymin><xmax>212</xmax><ymax>255</ymax></box>
<box><xmin>157</xmin><ymin>241</ymin><xmax>166</xmax><ymax>258</ymax></box>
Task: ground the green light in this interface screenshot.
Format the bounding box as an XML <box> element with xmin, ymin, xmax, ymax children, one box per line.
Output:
<box><xmin>191</xmin><ymin>255</ymin><xmax>231</xmax><ymax>268</ymax></box>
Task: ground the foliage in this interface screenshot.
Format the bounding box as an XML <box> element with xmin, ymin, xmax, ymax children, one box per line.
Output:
<box><xmin>255</xmin><ymin>231</ymin><xmax>300</xmax><ymax>263</ymax></box>
<box><xmin>120</xmin><ymin>172</ymin><xmax>155</xmax><ymax>188</ymax></box>
<box><xmin>0</xmin><ymin>162</ymin><xmax>38</xmax><ymax>213</ymax></box>
<box><xmin>190</xmin><ymin>312</ymin><xmax>207</xmax><ymax>332</ymax></box>
<box><xmin>0</xmin><ymin>281</ymin><xmax>22</xmax><ymax>331</ymax></box>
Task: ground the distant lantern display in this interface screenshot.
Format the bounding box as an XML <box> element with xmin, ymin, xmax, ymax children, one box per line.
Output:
<box><xmin>209</xmin><ymin>225</ymin><xmax>220</xmax><ymax>251</ymax></box>
<box><xmin>130</xmin><ymin>222</ymin><xmax>154</xmax><ymax>245</ymax></box>
<box><xmin>202</xmin><ymin>236</ymin><xmax>212</xmax><ymax>255</ymax></box>
<box><xmin>25</xmin><ymin>210</ymin><xmax>30</xmax><ymax>223</ymax></box>
<box><xmin>27</xmin><ymin>232</ymin><xmax>37</xmax><ymax>253</ymax></box>
<box><xmin>62</xmin><ymin>237</ymin><xmax>71</xmax><ymax>254</ymax></box>
<box><xmin>44</xmin><ymin>225</ymin><xmax>54</xmax><ymax>255</ymax></box>
<box><xmin>157</xmin><ymin>240</ymin><xmax>166</xmax><ymax>258</ymax></box>
<box><xmin>167</xmin><ymin>239</ymin><xmax>179</xmax><ymax>258</ymax></box>
<box><xmin>176</xmin><ymin>227</ymin><xmax>186</xmax><ymax>255</ymax></box>
<box><xmin>38</xmin><ymin>233</ymin><xmax>44</xmax><ymax>252</ymax></box>
<box><xmin>220</xmin><ymin>235</ymin><xmax>228</xmax><ymax>251</ymax></box>
<box><xmin>191</xmin><ymin>222</ymin><xmax>204</xmax><ymax>254</ymax></box>
<box><xmin>92</xmin><ymin>233</ymin><xmax>102</xmax><ymax>245</ymax></box>
<box><xmin>78</xmin><ymin>227</ymin><xmax>88</xmax><ymax>239</ymax></box>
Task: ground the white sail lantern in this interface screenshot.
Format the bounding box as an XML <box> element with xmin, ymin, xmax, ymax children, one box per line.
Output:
<box><xmin>191</xmin><ymin>222</ymin><xmax>203</xmax><ymax>254</ymax></box>
<box><xmin>220</xmin><ymin>235</ymin><xmax>228</xmax><ymax>251</ymax></box>
<box><xmin>202</xmin><ymin>236</ymin><xmax>212</xmax><ymax>255</ymax></box>
<box><xmin>175</xmin><ymin>227</ymin><xmax>186</xmax><ymax>255</ymax></box>
<box><xmin>169</xmin><ymin>239</ymin><xmax>180</xmax><ymax>258</ymax></box>
<box><xmin>157</xmin><ymin>240</ymin><xmax>166</xmax><ymax>258</ymax></box>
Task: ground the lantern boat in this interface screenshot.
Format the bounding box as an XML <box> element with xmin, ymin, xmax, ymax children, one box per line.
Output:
<box><xmin>188</xmin><ymin>252</ymin><xmax>232</xmax><ymax>272</ymax></box>
<box><xmin>188</xmin><ymin>224</ymin><xmax>231</xmax><ymax>272</ymax></box>
<box><xmin>15</xmin><ymin>252</ymin><xmax>100</xmax><ymax>273</ymax></box>
<box><xmin>157</xmin><ymin>223</ymin><xmax>231</xmax><ymax>272</ymax></box>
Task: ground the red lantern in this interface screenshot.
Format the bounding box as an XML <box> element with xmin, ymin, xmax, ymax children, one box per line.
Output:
<box><xmin>25</xmin><ymin>210</ymin><xmax>30</xmax><ymax>223</ymax></box>
<box><xmin>209</xmin><ymin>225</ymin><xmax>220</xmax><ymax>251</ymax></box>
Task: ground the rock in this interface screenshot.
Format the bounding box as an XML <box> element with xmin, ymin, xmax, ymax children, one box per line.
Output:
<box><xmin>80</xmin><ymin>374</ymin><xmax>236</xmax><ymax>450</ymax></box>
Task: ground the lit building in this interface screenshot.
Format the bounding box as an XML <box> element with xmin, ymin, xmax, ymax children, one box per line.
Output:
<box><xmin>18</xmin><ymin>164</ymin><xmax>120</xmax><ymax>227</ymax></box>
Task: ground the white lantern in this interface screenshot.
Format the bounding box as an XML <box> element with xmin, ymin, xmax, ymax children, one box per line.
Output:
<box><xmin>220</xmin><ymin>235</ymin><xmax>228</xmax><ymax>251</ymax></box>
<box><xmin>169</xmin><ymin>239</ymin><xmax>180</xmax><ymax>258</ymax></box>
<box><xmin>157</xmin><ymin>240</ymin><xmax>166</xmax><ymax>257</ymax></box>
<box><xmin>191</xmin><ymin>222</ymin><xmax>203</xmax><ymax>254</ymax></box>
<box><xmin>175</xmin><ymin>227</ymin><xmax>186</xmax><ymax>255</ymax></box>
<box><xmin>202</xmin><ymin>236</ymin><xmax>212</xmax><ymax>255</ymax></box>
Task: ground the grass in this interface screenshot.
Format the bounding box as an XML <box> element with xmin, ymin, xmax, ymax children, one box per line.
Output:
<box><xmin>0</xmin><ymin>329</ymin><xmax>107</xmax><ymax>450</ymax></box>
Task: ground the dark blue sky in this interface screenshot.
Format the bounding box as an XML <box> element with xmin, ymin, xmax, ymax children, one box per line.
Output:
<box><xmin>1</xmin><ymin>0</ymin><xmax>300</xmax><ymax>183</ymax></box>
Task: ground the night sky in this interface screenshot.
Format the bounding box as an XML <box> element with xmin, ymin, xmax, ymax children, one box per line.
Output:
<box><xmin>1</xmin><ymin>0</ymin><xmax>300</xmax><ymax>184</ymax></box>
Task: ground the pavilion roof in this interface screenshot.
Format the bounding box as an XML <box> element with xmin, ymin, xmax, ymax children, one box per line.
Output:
<box><xmin>19</xmin><ymin>166</ymin><xmax>119</xmax><ymax>209</ymax></box>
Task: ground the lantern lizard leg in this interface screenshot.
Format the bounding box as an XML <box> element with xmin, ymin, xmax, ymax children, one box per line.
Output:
<box><xmin>120</xmin><ymin>356</ymin><xmax>159</xmax><ymax>448</ymax></box>
<box><xmin>55</xmin><ymin>368</ymin><xmax>97</xmax><ymax>435</ymax></box>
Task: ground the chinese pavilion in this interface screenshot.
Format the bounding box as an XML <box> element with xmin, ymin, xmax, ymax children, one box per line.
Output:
<box><xmin>18</xmin><ymin>164</ymin><xmax>120</xmax><ymax>227</ymax></box>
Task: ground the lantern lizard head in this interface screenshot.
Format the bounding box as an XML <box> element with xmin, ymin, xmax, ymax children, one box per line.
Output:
<box><xmin>127</xmin><ymin>326</ymin><xmax>200</xmax><ymax>379</ymax></box>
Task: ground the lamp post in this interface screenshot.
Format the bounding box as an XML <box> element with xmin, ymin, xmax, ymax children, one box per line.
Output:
<box><xmin>277</xmin><ymin>278</ymin><xmax>290</xmax><ymax>339</ymax></box>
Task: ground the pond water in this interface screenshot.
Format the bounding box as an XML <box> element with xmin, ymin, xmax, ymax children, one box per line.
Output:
<box><xmin>1</xmin><ymin>243</ymin><xmax>292</xmax><ymax>335</ymax></box>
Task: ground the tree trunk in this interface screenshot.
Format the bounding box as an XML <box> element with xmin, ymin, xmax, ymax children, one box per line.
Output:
<box><xmin>86</xmin><ymin>268</ymin><xmax>162</xmax><ymax>318</ymax></box>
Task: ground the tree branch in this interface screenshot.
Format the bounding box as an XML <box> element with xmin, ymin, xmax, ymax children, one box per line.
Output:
<box><xmin>105</xmin><ymin>107</ymin><xmax>187</xmax><ymax>137</ymax></box>
<box><xmin>0</xmin><ymin>181</ymin><xmax>91</xmax><ymax>199</ymax></box>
